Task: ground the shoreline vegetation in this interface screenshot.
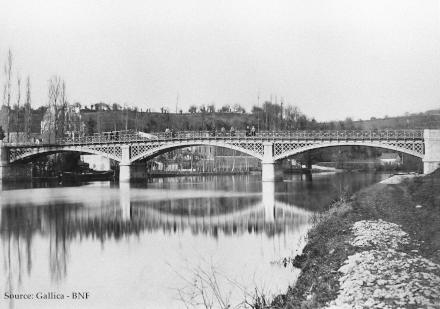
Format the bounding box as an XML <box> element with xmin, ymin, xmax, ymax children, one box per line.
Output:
<box><xmin>271</xmin><ymin>170</ymin><xmax>440</xmax><ymax>308</ymax></box>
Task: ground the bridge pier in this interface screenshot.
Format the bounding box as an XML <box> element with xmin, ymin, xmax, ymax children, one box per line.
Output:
<box><xmin>423</xmin><ymin>129</ymin><xmax>440</xmax><ymax>174</ymax></box>
<box><xmin>119</xmin><ymin>165</ymin><xmax>131</xmax><ymax>182</ymax></box>
<box><xmin>0</xmin><ymin>142</ymin><xmax>8</xmax><ymax>182</ymax></box>
<box><xmin>119</xmin><ymin>145</ymin><xmax>131</xmax><ymax>182</ymax></box>
<box><xmin>261</xmin><ymin>142</ymin><xmax>276</xmax><ymax>181</ymax></box>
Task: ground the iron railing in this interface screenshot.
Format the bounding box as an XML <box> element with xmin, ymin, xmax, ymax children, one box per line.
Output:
<box><xmin>5</xmin><ymin>129</ymin><xmax>424</xmax><ymax>146</ymax></box>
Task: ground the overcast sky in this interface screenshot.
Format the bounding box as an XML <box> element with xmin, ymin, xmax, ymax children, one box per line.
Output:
<box><xmin>0</xmin><ymin>0</ymin><xmax>439</xmax><ymax>121</ymax></box>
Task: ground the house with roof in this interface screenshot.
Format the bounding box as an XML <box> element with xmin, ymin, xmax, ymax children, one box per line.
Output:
<box><xmin>378</xmin><ymin>152</ymin><xmax>401</xmax><ymax>166</ymax></box>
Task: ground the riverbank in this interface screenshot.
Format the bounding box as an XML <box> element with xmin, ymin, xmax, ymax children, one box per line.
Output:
<box><xmin>271</xmin><ymin>170</ymin><xmax>440</xmax><ymax>308</ymax></box>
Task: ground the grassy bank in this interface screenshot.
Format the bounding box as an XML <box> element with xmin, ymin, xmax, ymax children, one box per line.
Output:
<box><xmin>271</xmin><ymin>170</ymin><xmax>440</xmax><ymax>308</ymax></box>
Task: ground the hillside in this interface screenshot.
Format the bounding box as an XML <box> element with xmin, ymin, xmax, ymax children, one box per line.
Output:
<box><xmin>353</xmin><ymin>110</ymin><xmax>440</xmax><ymax>130</ymax></box>
<box><xmin>81</xmin><ymin>111</ymin><xmax>259</xmax><ymax>133</ymax></box>
<box><xmin>3</xmin><ymin>105</ymin><xmax>440</xmax><ymax>136</ymax></box>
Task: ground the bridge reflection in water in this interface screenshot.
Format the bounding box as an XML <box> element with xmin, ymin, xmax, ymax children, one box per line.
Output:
<box><xmin>84</xmin><ymin>181</ymin><xmax>312</xmax><ymax>236</ymax></box>
<box><xmin>0</xmin><ymin>181</ymin><xmax>312</xmax><ymax>293</ymax></box>
<box><xmin>1</xmin><ymin>172</ymin><xmax>394</xmax><ymax>309</ymax></box>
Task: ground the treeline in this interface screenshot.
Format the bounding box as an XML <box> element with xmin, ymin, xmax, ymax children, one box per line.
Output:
<box><xmin>0</xmin><ymin>50</ymin><xmax>35</xmax><ymax>142</ymax></box>
<box><xmin>81</xmin><ymin>102</ymin><xmax>360</xmax><ymax>134</ymax></box>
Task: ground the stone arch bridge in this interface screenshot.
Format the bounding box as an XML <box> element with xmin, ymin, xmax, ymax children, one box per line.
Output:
<box><xmin>1</xmin><ymin>129</ymin><xmax>439</xmax><ymax>181</ymax></box>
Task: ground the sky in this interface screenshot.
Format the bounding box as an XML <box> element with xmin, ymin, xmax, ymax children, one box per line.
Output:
<box><xmin>0</xmin><ymin>0</ymin><xmax>439</xmax><ymax>121</ymax></box>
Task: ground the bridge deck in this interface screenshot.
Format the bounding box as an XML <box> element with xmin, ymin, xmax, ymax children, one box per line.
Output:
<box><xmin>4</xmin><ymin>130</ymin><xmax>424</xmax><ymax>148</ymax></box>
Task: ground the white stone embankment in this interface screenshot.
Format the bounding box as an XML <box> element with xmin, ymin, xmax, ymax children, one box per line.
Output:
<box><xmin>327</xmin><ymin>220</ymin><xmax>440</xmax><ymax>309</ymax></box>
<box><xmin>379</xmin><ymin>173</ymin><xmax>419</xmax><ymax>185</ymax></box>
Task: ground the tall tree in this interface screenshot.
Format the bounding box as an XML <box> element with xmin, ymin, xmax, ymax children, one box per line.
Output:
<box><xmin>3</xmin><ymin>50</ymin><xmax>13</xmax><ymax>142</ymax></box>
<box><xmin>58</xmin><ymin>80</ymin><xmax>67</xmax><ymax>138</ymax></box>
<box><xmin>45</xmin><ymin>76</ymin><xmax>62</xmax><ymax>142</ymax></box>
<box><xmin>24</xmin><ymin>76</ymin><xmax>32</xmax><ymax>141</ymax></box>
<box><xmin>15</xmin><ymin>75</ymin><xmax>21</xmax><ymax>142</ymax></box>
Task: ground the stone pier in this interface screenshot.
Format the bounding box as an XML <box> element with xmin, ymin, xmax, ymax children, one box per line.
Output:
<box><xmin>119</xmin><ymin>145</ymin><xmax>131</xmax><ymax>182</ymax></box>
<box><xmin>261</xmin><ymin>142</ymin><xmax>276</xmax><ymax>181</ymax></box>
<box><xmin>0</xmin><ymin>141</ymin><xmax>7</xmax><ymax>182</ymax></box>
<box><xmin>423</xmin><ymin>130</ymin><xmax>440</xmax><ymax>174</ymax></box>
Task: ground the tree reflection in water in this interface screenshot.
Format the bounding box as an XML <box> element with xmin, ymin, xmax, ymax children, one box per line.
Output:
<box><xmin>0</xmin><ymin>181</ymin><xmax>312</xmax><ymax>292</ymax></box>
<box><xmin>0</xmin><ymin>173</ymin><xmax>390</xmax><ymax>308</ymax></box>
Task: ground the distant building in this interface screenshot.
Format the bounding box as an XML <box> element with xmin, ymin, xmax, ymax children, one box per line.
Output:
<box><xmin>81</xmin><ymin>155</ymin><xmax>111</xmax><ymax>171</ymax></box>
<box><xmin>378</xmin><ymin>153</ymin><xmax>401</xmax><ymax>165</ymax></box>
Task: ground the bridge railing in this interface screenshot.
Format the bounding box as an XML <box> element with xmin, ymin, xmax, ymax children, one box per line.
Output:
<box><xmin>255</xmin><ymin>130</ymin><xmax>424</xmax><ymax>140</ymax></box>
<box><xmin>5</xmin><ymin>129</ymin><xmax>424</xmax><ymax>146</ymax></box>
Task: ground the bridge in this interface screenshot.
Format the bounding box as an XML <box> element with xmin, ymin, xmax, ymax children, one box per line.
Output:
<box><xmin>1</xmin><ymin>129</ymin><xmax>439</xmax><ymax>181</ymax></box>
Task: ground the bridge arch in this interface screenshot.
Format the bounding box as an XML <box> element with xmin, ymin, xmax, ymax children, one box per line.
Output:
<box><xmin>273</xmin><ymin>141</ymin><xmax>424</xmax><ymax>162</ymax></box>
<box><xmin>9</xmin><ymin>146</ymin><xmax>122</xmax><ymax>164</ymax></box>
<box><xmin>129</xmin><ymin>141</ymin><xmax>264</xmax><ymax>163</ymax></box>
<box><xmin>136</xmin><ymin>200</ymin><xmax>311</xmax><ymax>223</ymax></box>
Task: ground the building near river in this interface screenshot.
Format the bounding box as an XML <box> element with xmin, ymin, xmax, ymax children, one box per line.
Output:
<box><xmin>81</xmin><ymin>155</ymin><xmax>111</xmax><ymax>171</ymax></box>
<box><xmin>378</xmin><ymin>153</ymin><xmax>401</xmax><ymax>166</ymax></box>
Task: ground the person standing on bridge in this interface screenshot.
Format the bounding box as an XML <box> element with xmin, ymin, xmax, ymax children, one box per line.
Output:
<box><xmin>251</xmin><ymin>126</ymin><xmax>256</xmax><ymax>136</ymax></box>
<box><xmin>245</xmin><ymin>126</ymin><xmax>250</xmax><ymax>136</ymax></box>
<box><xmin>230</xmin><ymin>126</ymin><xmax>235</xmax><ymax>136</ymax></box>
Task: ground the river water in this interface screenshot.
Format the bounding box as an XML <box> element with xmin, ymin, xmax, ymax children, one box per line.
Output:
<box><xmin>0</xmin><ymin>172</ymin><xmax>390</xmax><ymax>309</ymax></box>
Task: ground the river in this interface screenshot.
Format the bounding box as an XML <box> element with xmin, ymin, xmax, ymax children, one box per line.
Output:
<box><xmin>0</xmin><ymin>172</ymin><xmax>390</xmax><ymax>309</ymax></box>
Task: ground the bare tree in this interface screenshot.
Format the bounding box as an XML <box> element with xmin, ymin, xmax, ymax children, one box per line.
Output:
<box><xmin>46</xmin><ymin>76</ymin><xmax>69</xmax><ymax>140</ymax></box>
<box><xmin>46</xmin><ymin>76</ymin><xmax>62</xmax><ymax>142</ymax></box>
<box><xmin>3</xmin><ymin>49</ymin><xmax>13</xmax><ymax>142</ymax></box>
<box><xmin>284</xmin><ymin>105</ymin><xmax>301</xmax><ymax>130</ymax></box>
<box><xmin>24</xmin><ymin>76</ymin><xmax>32</xmax><ymax>141</ymax></box>
<box><xmin>125</xmin><ymin>105</ymin><xmax>129</xmax><ymax>130</ymax></box>
<box><xmin>15</xmin><ymin>75</ymin><xmax>21</xmax><ymax>142</ymax></box>
<box><xmin>58</xmin><ymin>80</ymin><xmax>67</xmax><ymax>138</ymax></box>
<box><xmin>96</xmin><ymin>111</ymin><xmax>103</xmax><ymax>133</ymax></box>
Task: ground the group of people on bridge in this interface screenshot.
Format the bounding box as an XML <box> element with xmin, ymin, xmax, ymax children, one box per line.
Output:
<box><xmin>164</xmin><ymin>126</ymin><xmax>257</xmax><ymax>138</ymax></box>
<box><xmin>211</xmin><ymin>125</ymin><xmax>257</xmax><ymax>137</ymax></box>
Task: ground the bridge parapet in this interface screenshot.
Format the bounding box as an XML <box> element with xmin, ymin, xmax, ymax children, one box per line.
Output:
<box><xmin>2</xmin><ymin>129</ymin><xmax>424</xmax><ymax>148</ymax></box>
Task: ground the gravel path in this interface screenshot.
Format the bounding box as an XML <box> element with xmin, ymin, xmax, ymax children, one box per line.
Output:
<box><xmin>327</xmin><ymin>220</ymin><xmax>440</xmax><ymax>308</ymax></box>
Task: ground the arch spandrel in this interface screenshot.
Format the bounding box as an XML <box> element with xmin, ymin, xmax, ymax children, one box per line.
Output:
<box><xmin>129</xmin><ymin>141</ymin><xmax>264</xmax><ymax>163</ymax></box>
<box><xmin>273</xmin><ymin>141</ymin><xmax>424</xmax><ymax>161</ymax></box>
<box><xmin>8</xmin><ymin>145</ymin><xmax>123</xmax><ymax>163</ymax></box>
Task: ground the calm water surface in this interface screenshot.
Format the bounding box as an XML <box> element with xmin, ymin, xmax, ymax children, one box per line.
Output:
<box><xmin>0</xmin><ymin>172</ymin><xmax>390</xmax><ymax>309</ymax></box>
